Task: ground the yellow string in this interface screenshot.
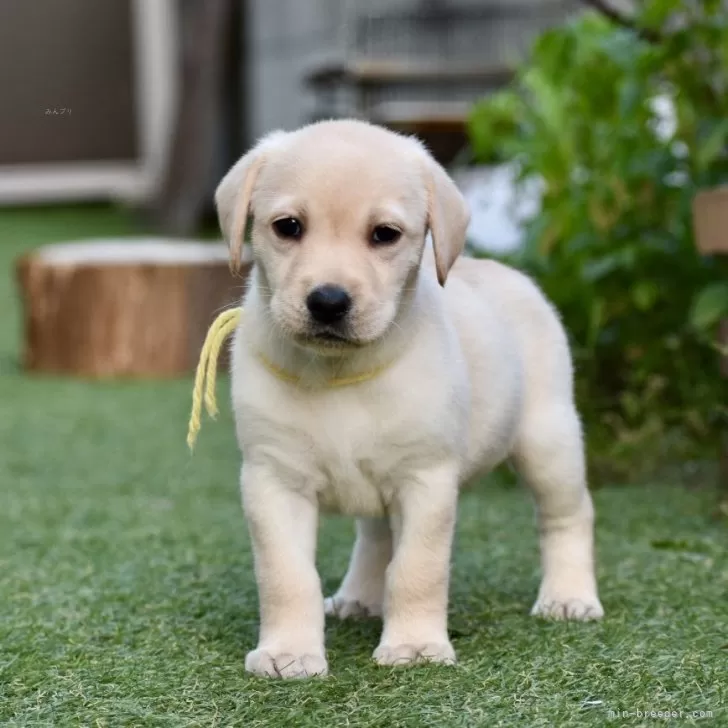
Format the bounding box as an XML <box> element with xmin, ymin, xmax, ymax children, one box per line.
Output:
<box><xmin>203</xmin><ymin>310</ymin><xmax>240</xmax><ymax>417</ymax></box>
<box><xmin>187</xmin><ymin>308</ymin><xmax>396</xmax><ymax>449</ymax></box>
<box><xmin>187</xmin><ymin>308</ymin><xmax>241</xmax><ymax>450</ymax></box>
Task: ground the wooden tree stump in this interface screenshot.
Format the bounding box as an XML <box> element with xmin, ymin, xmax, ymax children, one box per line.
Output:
<box><xmin>15</xmin><ymin>240</ymin><xmax>251</xmax><ymax>378</ymax></box>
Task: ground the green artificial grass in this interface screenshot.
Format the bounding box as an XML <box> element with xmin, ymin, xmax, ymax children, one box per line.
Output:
<box><xmin>1</xmin><ymin>206</ymin><xmax>726</xmax><ymax>727</ymax></box>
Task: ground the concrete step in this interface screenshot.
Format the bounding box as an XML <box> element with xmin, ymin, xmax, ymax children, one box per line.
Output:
<box><xmin>305</xmin><ymin>58</ymin><xmax>513</xmax><ymax>90</ymax></box>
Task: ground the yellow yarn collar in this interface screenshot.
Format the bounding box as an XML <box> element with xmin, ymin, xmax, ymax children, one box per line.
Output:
<box><xmin>187</xmin><ymin>307</ymin><xmax>391</xmax><ymax>449</ymax></box>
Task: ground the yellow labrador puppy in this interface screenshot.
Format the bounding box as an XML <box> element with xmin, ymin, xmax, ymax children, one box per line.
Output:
<box><xmin>215</xmin><ymin>119</ymin><xmax>603</xmax><ymax>679</ymax></box>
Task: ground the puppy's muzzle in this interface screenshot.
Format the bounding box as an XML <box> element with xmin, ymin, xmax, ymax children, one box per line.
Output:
<box><xmin>306</xmin><ymin>284</ymin><xmax>352</xmax><ymax>325</ymax></box>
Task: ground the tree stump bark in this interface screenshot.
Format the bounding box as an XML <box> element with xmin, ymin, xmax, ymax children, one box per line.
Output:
<box><xmin>15</xmin><ymin>240</ymin><xmax>251</xmax><ymax>378</ymax></box>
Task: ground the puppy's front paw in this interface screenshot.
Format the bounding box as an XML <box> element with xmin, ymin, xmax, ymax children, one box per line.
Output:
<box><xmin>324</xmin><ymin>594</ymin><xmax>382</xmax><ymax>619</ymax></box>
<box><xmin>245</xmin><ymin>648</ymin><xmax>328</xmax><ymax>679</ymax></box>
<box><xmin>531</xmin><ymin>584</ymin><xmax>604</xmax><ymax>621</ymax></box>
<box><xmin>373</xmin><ymin>641</ymin><xmax>456</xmax><ymax>667</ymax></box>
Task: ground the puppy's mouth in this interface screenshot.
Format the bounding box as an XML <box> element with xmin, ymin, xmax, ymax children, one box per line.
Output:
<box><xmin>295</xmin><ymin>327</ymin><xmax>363</xmax><ymax>351</ymax></box>
<box><xmin>314</xmin><ymin>331</ymin><xmax>348</xmax><ymax>343</ymax></box>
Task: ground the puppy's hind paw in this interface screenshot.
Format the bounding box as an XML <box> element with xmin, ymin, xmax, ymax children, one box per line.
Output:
<box><xmin>531</xmin><ymin>596</ymin><xmax>604</xmax><ymax>621</ymax></box>
<box><xmin>373</xmin><ymin>641</ymin><xmax>456</xmax><ymax>667</ymax></box>
<box><xmin>324</xmin><ymin>595</ymin><xmax>382</xmax><ymax>619</ymax></box>
<box><xmin>245</xmin><ymin>648</ymin><xmax>328</xmax><ymax>679</ymax></box>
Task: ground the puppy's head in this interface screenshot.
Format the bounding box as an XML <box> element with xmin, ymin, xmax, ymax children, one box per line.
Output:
<box><xmin>215</xmin><ymin>120</ymin><xmax>469</xmax><ymax>352</ymax></box>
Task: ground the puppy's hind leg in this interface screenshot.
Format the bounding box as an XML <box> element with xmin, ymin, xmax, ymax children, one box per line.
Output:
<box><xmin>514</xmin><ymin>404</ymin><xmax>604</xmax><ymax>621</ymax></box>
<box><xmin>325</xmin><ymin>517</ymin><xmax>392</xmax><ymax>619</ymax></box>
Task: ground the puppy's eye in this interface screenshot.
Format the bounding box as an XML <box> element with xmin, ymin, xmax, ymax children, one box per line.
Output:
<box><xmin>371</xmin><ymin>225</ymin><xmax>401</xmax><ymax>245</ymax></box>
<box><xmin>272</xmin><ymin>217</ymin><xmax>303</xmax><ymax>240</ymax></box>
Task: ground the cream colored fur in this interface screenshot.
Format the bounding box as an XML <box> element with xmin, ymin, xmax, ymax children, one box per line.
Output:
<box><xmin>215</xmin><ymin>119</ymin><xmax>603</xmax><ymax>679</ymax></box>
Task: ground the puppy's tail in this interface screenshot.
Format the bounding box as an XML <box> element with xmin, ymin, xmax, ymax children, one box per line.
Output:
<box><xmin>187</xmin><ymin>307</ymin><xmax>242</xmax><ymax>450</ymax></box>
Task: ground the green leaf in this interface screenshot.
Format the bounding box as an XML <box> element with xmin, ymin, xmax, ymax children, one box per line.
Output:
<box><xmin>581</xmin><ymin>249</ymin><xmax>637</xmax><ymax>282</ymax></box>
<box><xmin>618</xmin><ymin>77</ymin><xmax>643</xmax><ymax>118</ymax></box>
<box><xmin>586</xmin><ymin>296</ymin><xmax>605</xmax><ymax>349</ymax></box>
<box><xmin>695</xmin><ymin>120</ymin><xmax>728</xmax><ymax>171</ymax></box>
<box><xmin>639</xmin><ymin>0</ymin><xmax>682</xmax><ymax>29</ymax></box>
<box><xmin>582</xmin><ymin>256</ymin><xmax>620</xmax><ymax>282</ymax></box>
<box><xmin>689</xmin><ymin>283</ymin><xmax>728</xmax><ymax>330</ymax></box>
<box><xmin>632</xmin><ymin>281</ymin><xmax>660</xmax><ymax>311</ymax></box>
<box><xmin>530</xmin><ymin>26</ymin><xmax>576</xmax><ymax>80</ymax></box>
<box><xmin>468</xmin><ymin>92</ymin><xmax>521</xmax><ymax>164</ymax></box>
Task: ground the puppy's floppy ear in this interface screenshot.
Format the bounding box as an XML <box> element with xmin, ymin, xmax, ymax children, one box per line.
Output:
<box><xmin>424</xmin><ymin>155</ymin><xmax>471</xmax><ymax>286</ymax></box>
<box><xmin>214</xmin><ymin>131</ymin><xmax>286</xmax><ymax>272</ymax></box>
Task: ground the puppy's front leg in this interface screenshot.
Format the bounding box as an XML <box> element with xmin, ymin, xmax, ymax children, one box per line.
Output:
<box><xmin>374</xmin><ymin>461</ymin><xmax>459</xmax><ymax>667</ymax></box>
<box><xmin>241</xmin><ymin>462</ymin><xmax>327</xmax><ymax>679</ymax></box>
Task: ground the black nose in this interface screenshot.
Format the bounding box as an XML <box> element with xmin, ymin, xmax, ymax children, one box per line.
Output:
<box><xmin>306</xmin><ymin>284</ymin><xmax>352</xmax><ymax>324</ymax></box>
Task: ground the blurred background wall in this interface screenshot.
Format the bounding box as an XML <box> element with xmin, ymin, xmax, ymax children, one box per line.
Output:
<box><xmin>0</xmin><ymin>0</ymin><xmax>178</xmax><ymax>206</ymax></box>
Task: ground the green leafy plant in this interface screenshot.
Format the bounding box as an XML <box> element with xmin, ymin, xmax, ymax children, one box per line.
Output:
<box><xmin>468</xmin><ymin>0</ymin><xmax>728</xmax><ymax>471</ymax></box>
